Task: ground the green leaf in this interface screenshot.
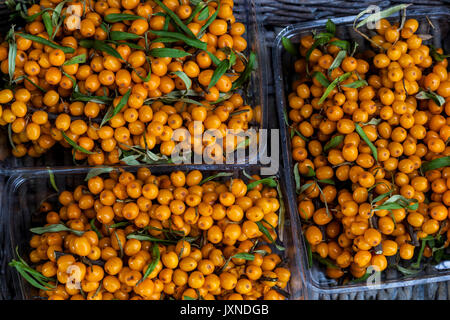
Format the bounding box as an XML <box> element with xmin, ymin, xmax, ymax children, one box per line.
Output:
<box><xmin>197</xmin><ymin>6</ymin><xmax>210</xmax><ymax>21</ymax></box>
<box><xmin>153</xmin><ymin>0</ymin><xmax>196</xmax><ymax>38</ymax></box>
<box><xmin>342</xmin><ymin>79</ymin><xmax>368</xmax><ymax>88</ymax></box>
<box><xmin>305</xmin><ymin>166</ymin><xmax>315</xmax><ymax>177</ymax></box>
<box><xmin>72</xmin><ymin>91</ymin><xmax>112</xmax><ymax>104</ymax></box>
<box><xmin>149</xmin><ymin>30</ymin><xmax>207</xmax><ymax>50</ymax></box>
<box><xmin>411</xmin><ymin>237</ymin><xmax>433</xmax><ymax>269</ymax></box>
<box><xmin>79</xmin><ymin>39</ymin><xmax>123</xmax><ymax>60</ymax></box>
<box><xmin>318</xmin><ymin>72</ymin><xmax>352</xmax><ymax>105</ymax></box>
<box><xmin>328</xmin><ymin>50</ymin><xmax>347</xmax><ymax>75</ymax></box>
<box><xmin>30</xmin><ymin>223</ymin><xmax>85</xmax><ymax>236</ymax></box>
<box><xmin>232</xmin><ymin>253</ymin><xmax>255</xmax><ymax>261</ymax></box>
<box><xmin>317</xmin><ymin>179</ymin><xmax>335</xmax><ymax>185</ymax></box>
<box><xmin>112</xmin><ymin>41</ymin><xmax>145</xmax><ymax>50</ymax></box>
<box><xmin>326</xmin><ymin>19</ymin><xmax>336</xmax><ymax>35</ymax></box>
<box><xmin>355</xmin><ymin>4</ymin><xmax>412</xmax><ymax>29</ymax></box>
<box><xmin>9</xmin><ymin>260</ymin><xmax>55</xmax><ymax>291</ymax></box>
<box><xmin>294</xmin><ymin>163</ymin><xmax>301</xmax><ymax>194</ymax></box>
<box><xmin>85</xmin><ymin>167</ymin><xmax>115</xmax><ymax>181</ymax></box>
<box><xmin>42</xmin><ymin>11</ymin><xmax>53</xmax><ymax>39</ymax></box>
<box><xmin>349</xmin><ymin>269</ymin><xmax>380</xmax><ymax>284</ymax></box>
<box><xmin>355</xmin><ymin>123</ymin><xmax>378</xmax><ymax>162</ymax></box>
<box><xmin>7</xmin><ymin>26</ymin><xmax>16</xmax><ymax>84</ymax></box>
<box><xmin>47</xmin><ymin>168</ymin><xmax>59</xmax><ymax>193</ymax></box>
<box><xmin>298</xmin><ymin>182</ymin><xmax>313</xmax><ymax>195</ymax></box>
<box><xmin>256</xmin><ymin>221</ymin><xmax>275</xmax><ymax>244</ymax></box>
<box><xmin>312</xmin><ymin>253</ymin><xmax>339</xmax><ymax>269</ymax></box>
<box><xmin>61</xmin><ymin>131</ymin><xmax>95</xmax><ymax>155</ymax></box>
<box><xmin>421</xmin><ymin>156</ymin><xmax>450</xmax><ymax>173</ymax></box>
<box><xmin>20</xmin><ymin>8</ymin><xmax>52</xmax><ymax>22</ymax></box>
<box><xmin>396</xmin><ymin>264</ymin><xmax>422</xmax><ymax>276</ymax></box>
<box><xmin>104</xmin><ymin>13</ymin><xmax>145</xmax><ymax>23</ymax></box>
<box><xmin>374</xmin><ymin>195</ymin><xmax>418</xmax><ymax>211</ymax></box>
<box><xmin>208</xmin><ymin>59</ymin><xmax>229</xmax><ymax>89</ymax></box>
<box><xmin>206</xmin><ymin>50</ymin><xmax>222</xmax><ymax>66</ymax></box>
<box><xmin>148</xmin><ymin>48</ymin><xmax>191</xmax><ymax>58</ymax></box>
<box><xmin>198</xmin><ymin>1</ymin><xmax>220</xmax><ymax>38</ymax></box>
<box><xmin>323</xmin><ymin>135</ymin><xmax>344</xmax><ymax>153</ymax></box>
<box><xmin>110</xmin><ymin>31</ymin><xmax>142</xmax><ymax>41</ymax></box>
<box><xmin>15</xmin><ymin>75</ymin><xmax>47</xmax><ymax>92</ymax></box>
<box><xmin>126</xmin><ymin>234</ymin><xmax>178</xmax><ymax>244</ymax></box>
<box><xmin>18</xmin><ymin>33</ymin><xmax>74</xmax><ymax>53</ymax></box>
<box><xmin>183</xmin><ymin>296</ymin><xmax>196</xmax><ymax>300</ymax></box>
<box><xmin>7</xmin><ymin>123</ymin><xmax>17</xmax><ymax>152</ymax></box>
<box><xmin>52</xmin><ymin>0</ymin><xmax>67</xmax><ymax>26</ymax></box>
<box><xmin>90</xmin><ymin>219</ymin><xmax>103</xmax><ymax>239</ymax></box>
<box><xmin>231</xmin><ymin>51</ymin><xmax>256</xmax><ymax>90</ymax></box>
<box><xmin>100</xmin><ymin>89</ymin><xmax>132</xmax><ymax>127</ymax></box>
<box><xmin>329</xmin><ymin>40</ymin><xmax>350</xmax><ymax>51</ymax></box>
<box><xmin>140</xmin><ymin>244</ymin><xmax>161</xmax><ymax>283</ymax></box>
<box><xmin>282</xmin><ymin>36</ymin><xmax>297</xmax><ymax>55</ymax></box>
<box><xmin>312</xmin><ymin>71</ymin><xmax>330</xmax><ymax>87</ymax></box>
<box><xmin>415</xmin><ymin>90</ymin><xmax>445</xmax><ymax>107</ymax></box>
<box><xmin>430</xmin><ymin>45</ymin><xmax>450</xmax><ymax>62</ymax></box>
<box><xmin>173</xmin><ymin>71</ymin><xmax>192</xmax><ymax>90</ymax></box>
<box><xmin>199</xmin><ymin>172</ymin><xmax>234</xmax><ymax>185</ymax></box>
<box><xmin>247</xmin><ymin>177</ymin><xmax>278</xmax><ymax>190</ymax></box>
<box><xmin>63</xmin><ymin>53</ymin><xmax>87</xmax><ymax>66</ymax></box>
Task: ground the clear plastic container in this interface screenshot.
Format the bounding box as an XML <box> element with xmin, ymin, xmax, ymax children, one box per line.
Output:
<box><xmin>0</xmin><ymin>167</ymin><xmax>304</xmax><ymax>300</ymax></box>
<box><xmin>273</xmin><ymin>8</ymin><xmax>450</xmax><ymax>295</ymax></box>
<box><xmin>0</xmin><ymin>0</ymin><xmax>269</xmax><ymax>172</ymax></box>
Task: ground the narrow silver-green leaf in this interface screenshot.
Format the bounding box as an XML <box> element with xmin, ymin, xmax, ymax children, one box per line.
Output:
<box><xmin>149</xmin><ymin>30</ymin><xmax>207</xmax><ymax>50</ymax></box>
<box><xmin>318</xmin><ymin>72</ymin><xmax>352</xmax><ymax>105</ymax></box>
<box><xmin>356</xmin><ymin>4</ymin><xmax>412</xmax><ymax>29</ymax></box>
<box><xmin>30</xmin><ymin>223</ymin><xmax>84</xmax><ymax>236</ymax></box>
<box><xmin>101</xmin><ymin>89</ymin><xmax>132</xmax><ymax>127</ymax></box>
<box><xmin>328</xmin><ymin>50</ymin><xmax>347</xmax><ymax>75</ymax></box>
<box><xmin>282</xmin><ymin>36</ymin><xmax>297</xmax><ymax>55</ymax></box>
<box><xmin>342</xmin><ymin>79</ymin><xmax>368</xmax><ymax>88</ymax></box>
<box><xmin>42</xmin><ymin>11</ymin><xmax>53</xmax><ymax>39</ymax></box>
<box><xmin>153</xmin><ymin>0</ymin><xmax>196</xmax><ymax>38</ymax></box>
<box><xmin>421</xmin><ymin>156</ymin><xmax>450</xmax><ymax>173</ymax></box>
<box><xmin>61</xmin><ymin>131</ymin><xmax>95</xmax><ymax>155</ymax></box>
<box><xmin>79</xmin><ymin>39</ymin><xmax>123</xmax><ymax>60</ymax></box>
<box><xmin>173</xmin><ymin>71</ymin><xmax>192</xmax><ymax>90</ymax></box>
<box><xmin>199</xmin><ymin>172</ymin><xmax>233</xmax><ymax>185</ymax></box>
<box><xmin>148</xmin><ymin>48</ymin><xmax>191</xmax><ymax>58</ymax></box>
<box><xmin>415</xmin><ymin>90</ymin><xmax>445</xmax><ymax>107</ymax></box>
<box><xmin>326</xmin><ymin>19</ymin><xmax>336</xmax><ymax>35</ymax></box>
<box><xmin>63</xmin><ymin>53</ymin><xmax>86</xmax><ymax>66</ymax></box>
<box><xmin>110</xmin><ymin>31</ymin><xmax>142</xmax><ymax>41</ymax></box>
<box><xmin>208</xmin><ymin>59</ymin><xmax>229</xmax><ymax>89</ymax></box>
<box><xmin>231</xmin><ymin>51</ymin><xmax>256</xmax><ymax>90</ymax></box>
<box><xmin>323</xmin><ymin>135</ymin><xmax>344</xmax><ymax>153</ymax></box>
<box><xmin>140</xmin><ymin>244</ymin><xmax>161</xmax><ymax>282</ymax></box>
<box><xmin>18</xmin><ymin>33</ymin><xmax>74</xmax><ymax>53</ymax></box>
<box><xmin>198</xmin><ymin>1</ymin><xmax>220</xmax><ymax>38</ymax></box>
<box><xmin>104</xmin><ymin>13</ymin><xmax>145</xmax><ymax>23</ymax></box>
<box><xmin>85</xmin><ymin>167</ymin><xmax>115</xmax><ymax>181</ymax></box>
<box><xmin>312</xmin><ymin>71</ymin><xmax>330</xmax><ymax>87</ymax></box>
<box><xmin>47</xmin><ymin>168</ymin><xmax>59</xmax><ymax>193</ymax></box>
<box><xmin>355</xmin><ymin>123</ymin><xmax>378</xmax><ymax>162</ymax></box>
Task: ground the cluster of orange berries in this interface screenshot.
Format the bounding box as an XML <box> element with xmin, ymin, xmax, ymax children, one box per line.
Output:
<box><xmin>25</xmin><ymin>168</ymin><xmax>290</xmax><ymax>300</ymax></box>
<box><xmin>0</xmin><ymin>0</ymin><xmax>258</xmax><ymax>163</ymax></box>
<box><xmin>286</xmin><ymin>17</ymin><xmax>450</xmax><ymax>280</ymax></box>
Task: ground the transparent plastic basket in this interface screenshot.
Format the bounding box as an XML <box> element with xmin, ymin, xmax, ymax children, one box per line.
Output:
<box><xmin>273</xmin><ymin>8</ymin><xmax>450</xmax><ymax>295</ymax></box>
<box><xmin>0</xmin><ymin>167</ymin><xmax>304</xmax><ymax>300</ymax></box>
<box><xmin>0</xmin><ymin>0</ymin><xmax>269</xmax><ymax>172</ymax></box>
